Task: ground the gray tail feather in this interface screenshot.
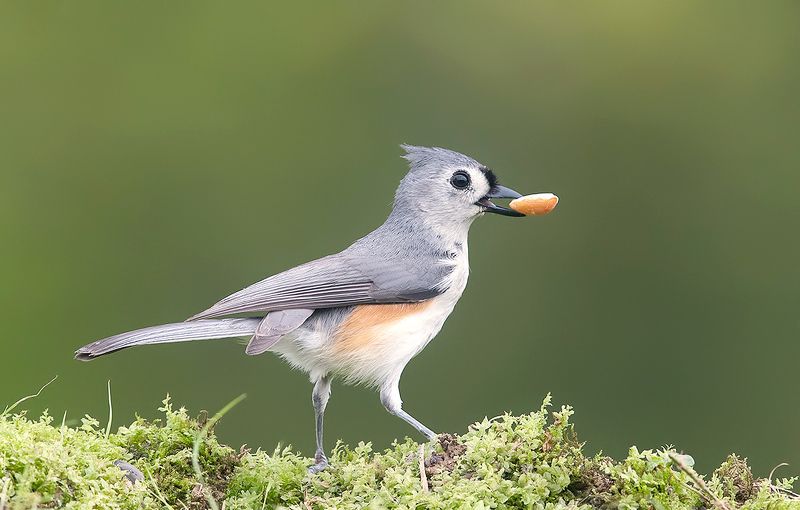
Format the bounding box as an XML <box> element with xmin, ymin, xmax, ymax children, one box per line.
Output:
<box><xmin>75</xmin><ymin>318</ymin><xmax>261</xmax><ymax>361</ymax></box>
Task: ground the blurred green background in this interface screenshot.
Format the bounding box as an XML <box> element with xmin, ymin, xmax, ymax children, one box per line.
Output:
<box><xmin>1</xmin><ymin>2</ymin><xmax>798</xmax><ymax>475</ymax></box>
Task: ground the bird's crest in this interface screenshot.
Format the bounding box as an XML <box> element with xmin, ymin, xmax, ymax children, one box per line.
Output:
<box><xmin>400</xmin><ymin>144</ymin><xmax>480</xmax><ymax>171</ymax></box>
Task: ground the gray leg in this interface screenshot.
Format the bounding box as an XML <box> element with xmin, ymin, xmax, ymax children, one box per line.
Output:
<box><xmin>308</xmin><ymin>375</ymin><xmax>331</xmax><ymax>473</ymax></box>
<box><xmin>380</xmin><ymin>379</ymin><xmax>437</xmax><ymax>441</ymax></box>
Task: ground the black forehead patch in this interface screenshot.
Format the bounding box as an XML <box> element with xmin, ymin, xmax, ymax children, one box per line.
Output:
<box><xmin>480</xmin><ymin>166</ymin><xmax>499</xmax><ymax>192</ymax></box>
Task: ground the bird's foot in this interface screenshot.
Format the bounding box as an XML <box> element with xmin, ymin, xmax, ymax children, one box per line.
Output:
<box><xmin>307</xmin><ymin>450</ymin><xmax>329</xmax><ymax>474</ymax></box>
<box><xmin>114</xmin><ymin>460</ymin><xmax>144</xmax><ymax>483</ymax></box>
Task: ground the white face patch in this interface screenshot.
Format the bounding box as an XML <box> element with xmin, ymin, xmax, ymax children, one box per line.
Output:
<box><xmin>457</xmin><ymin>167</ymin><xmax>492</xmax><ymax>199</ymax></box>
<box><xmin>434</xmin><ymin>166</ymin><xmax>494</xmax><ymax>217</ymax></box>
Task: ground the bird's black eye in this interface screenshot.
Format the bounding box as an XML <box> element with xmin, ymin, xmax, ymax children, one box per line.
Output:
<box><xmin>450</xmin><ymin>170</ymin><xmax>471</xmax><ymax>190</ymax></box>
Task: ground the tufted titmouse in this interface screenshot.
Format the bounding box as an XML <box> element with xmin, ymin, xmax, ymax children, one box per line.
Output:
<box><xmin>76</xmin><ymin>145</ymin><xmax>555</xmax><ymax>472</ymax></box>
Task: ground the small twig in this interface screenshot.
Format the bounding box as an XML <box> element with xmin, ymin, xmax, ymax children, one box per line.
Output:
<box><xmin>143</xmin><ymin>466</ymin><xmax>176</xmax><ymax>510</ymax></box>
<box><xmin>764</xmin><ymin>462</ymin><xmax>800</xmax><ymax>498</ymax></box>
<box><xmin>2</xmin><ymin>376</ymin><xmax>58</xmax><ymax>416</ymax></box>
<box><xmin>768</xmin><ymin>463</ymin><xmax>790</xmax><ymax>483</ymax></box>
<box><xmin>669</xmin><ymin>452</ymin><xmax>732</xmax><ymax>510</ymax></box>
<box><xmin>760</xmin><ymin>481</ymin><xmax>800</xmax><ymax>500</ymax></box>
<box><xmin>105</xmin><ymin>380</ymin><xmax>113</xmax><ymax>438</ymax></box>
<box><xmin>60</xmin><ymin>410</ymin><xmax>68</xmax><ymax>443</ymax></box>
<box><xmin>419</xmin><ymin>444</ymin><xmax>429</xmax><ymax>492</ymax></box>
<box><xmin>681</xmin><ymin>482</ymin><xmax>710</xmax><ymax>501</ymax></box>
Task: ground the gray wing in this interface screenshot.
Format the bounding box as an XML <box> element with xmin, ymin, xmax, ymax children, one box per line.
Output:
<box><xmin>188</xmin><ymin>253</ymin><xmax>450</xmax><ymax>321</ymax></box>
<box><xmin>245</xmin><ymin>308</ymin><xmax>315</xmax><ymax>355</ymax></box>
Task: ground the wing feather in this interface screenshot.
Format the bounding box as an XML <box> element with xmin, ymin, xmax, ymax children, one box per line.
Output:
<box><xmin>188</xmin><ymin>254</ymin><xmax>447</xmax><ymax>321</ymax></box>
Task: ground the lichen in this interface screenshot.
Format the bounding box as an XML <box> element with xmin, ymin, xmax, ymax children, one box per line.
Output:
<box><xmin>1</xmin><ymin>394</ymin><xmax>798</xmax><ymax>509</ymax></box>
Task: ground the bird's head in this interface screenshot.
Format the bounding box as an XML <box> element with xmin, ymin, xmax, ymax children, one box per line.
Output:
<box><xmin>394</xmin><ymin>145</ymin><xmax>529</xmax><ymax>228</ymax></box>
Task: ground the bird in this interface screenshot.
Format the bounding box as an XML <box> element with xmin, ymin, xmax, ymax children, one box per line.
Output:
<box><xmin>75</xmin><ymin>145</ymin><xmax>555</xmax><ymax>472</ymax></box>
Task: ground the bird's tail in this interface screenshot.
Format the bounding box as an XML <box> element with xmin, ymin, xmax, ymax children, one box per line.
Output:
<box><xmin>75</xmin><ymin>318</ymin><xmax>261</xmax><ymax>361</ymax></box>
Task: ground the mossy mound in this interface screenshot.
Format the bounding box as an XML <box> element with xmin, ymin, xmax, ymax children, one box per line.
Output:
<box><xmin>1</xmin><ymin>395</ymin><xmax>797</xmax><ymax>509</ymax></box>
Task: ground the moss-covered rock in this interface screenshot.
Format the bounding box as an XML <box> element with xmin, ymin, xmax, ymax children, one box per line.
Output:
<box><xmin>1</xmin><ymin>395</ymin><xmax>797</xmax><ymax>509</ymax></box>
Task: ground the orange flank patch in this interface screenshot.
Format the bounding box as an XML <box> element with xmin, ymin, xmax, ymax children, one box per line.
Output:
<box><xmin>334</xmin><ymin>302</ymin><xmax>431</xmax><ymax>353</ymax></box>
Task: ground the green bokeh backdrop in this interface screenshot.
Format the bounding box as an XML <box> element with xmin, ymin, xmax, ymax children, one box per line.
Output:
<box><xmin>2</xmin><ymin>2</ymin><xmax>798</xmax><ymax>475</ymax></box>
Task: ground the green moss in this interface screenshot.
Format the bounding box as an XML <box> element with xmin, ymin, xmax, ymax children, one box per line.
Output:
<box><xmin>0</xmin><ymin>411</ymin><xmax>149</xmax><ymax>509</ymax></box>
<box><xmin>1</xmin><ymin>394</ymin><xmax>798</xmax><ymax>509</ymax></box>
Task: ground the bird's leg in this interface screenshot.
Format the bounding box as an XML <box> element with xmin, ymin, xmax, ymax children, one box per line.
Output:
<box><xmin>380</xmin><ymin>379</ymin><xmax>437</xmax><ymax>441</ymax></box>
<box><xmin>308</xmin><ymin>375</ymin><xmax>331</xmax><ymax>473</ymax></box>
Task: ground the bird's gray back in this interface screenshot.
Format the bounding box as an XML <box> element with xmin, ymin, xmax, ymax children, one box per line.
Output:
<box><xmin>342</xmin><ymin>215</ymin><xmax>457</xmax><ymax>302</ymax></box>
<box><xmin>189</xmin><ymin>215</ymin><xmax>457</xmax><ymax>320</ymax></box>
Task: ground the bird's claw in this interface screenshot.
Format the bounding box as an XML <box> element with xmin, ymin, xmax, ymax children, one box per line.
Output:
<box><xmin>114</xmin><ymin>460</ymin><xmax>144</xmax><ymax>483</ymax></box>
<box><xmin>307</xmin><ymin>451</ymin><xmax>329</xmax><ymax>473</ymax></box>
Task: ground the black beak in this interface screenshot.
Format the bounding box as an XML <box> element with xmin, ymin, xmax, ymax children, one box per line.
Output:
<box><xmin>476</xmin><ymin>185</ymin><xmax>525</xmax><ymax>217</ymax></box>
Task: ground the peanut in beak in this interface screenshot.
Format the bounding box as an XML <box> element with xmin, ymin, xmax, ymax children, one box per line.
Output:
<box><xmin>509</xmin><ymin>193</ymin><xmax>559</xmax><ymax>216</ymax></box>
